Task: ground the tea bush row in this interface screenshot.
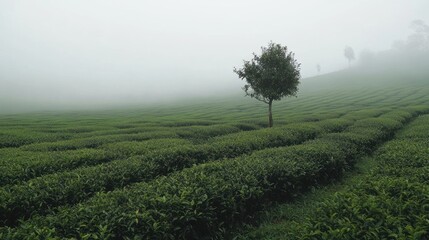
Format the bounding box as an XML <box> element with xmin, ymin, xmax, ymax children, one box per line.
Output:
<box><xmin>174</xmin><ymin>123</ymin><xmax>257</xmax><ymax>140</ymax></box>
<box><xmin>2</xmin><ymin>111</ymin><xmax>414</xmax><ymax>239</ymax></box>
<box><xmin>374</xmin><ymin>114</ymin><xmax>429</xmax><ymax>181</ymax></box>
<box><xmin>17</xmin><ymin>123</ymin><xmax>256</xmax><ymax>152</ymax></box>
<box><xmin>0</xmin><ymin>119</ymin><xmax>347</xmax><ymax>226</ymax></box>
<box><xmin>261</xmin><ymin>114</ymin><xmax>429</xmax><ymax>240</ymax></box>
<box><xmin>0</xmin><ymin>119</ymin><xmax>350</xmax><ymax>225</ymax></box>
<box><xmin>0</xmin><ymin>124</ymin><xmax>255</xmax><ymax>185</ymax></box>
<box><xmin>0</xmin><ymin>138</ymin><xmax>192</xmax><ymax>187</ymax></box>
<box><xmin>0</xmin><ymin>120</ymin><xmax>329</xmax><ymax>196</ymax></box>
<box><xmin>0</xmin><ymin>131</ymin><xmax>72</xmax><ymax>148</ymax></box>
<box><xmin>0</xmin><ymin>138</ymin><xmax>190</xmax><ymax>226</ymax></box>
<box><xmin>20</xmin><ymin>131</ymin><xmax>178</xmax><ymax>152</ymax></box>
<box><xmin>0</xmin><ymin>148</ymin><xmax>112</xmax><ymax>186</ymax></box>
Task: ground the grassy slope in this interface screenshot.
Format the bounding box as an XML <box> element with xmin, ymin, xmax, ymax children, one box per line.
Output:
<box><xmin>237</xmin><ymin>114</ymin><xmax>429</xmax><ymax>239</ymax></box>
<box><xmin>0</xmin><ymin>57</ymin><xmax>428</xmax><ymax>238</ymax></box>
<box><xmin>233</xmin><ymin>62</ymin><xmax>429</xmax><ymax>239</ymax></box>
<box><xmin>1</xmin><ymin>64</ymin><xmax>428</xmax><ymax>127</ymax></box>
<box><xmin>233</xmin><ymin>156</ymin><xmax>377</xmax><ymax>239</ymax></box>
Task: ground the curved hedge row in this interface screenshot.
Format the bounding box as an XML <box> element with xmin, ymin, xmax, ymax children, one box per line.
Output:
<box><xmin>260</xmin><ymin>114</ymin><xmax>429</xmax><ymax>240</ymax></box>
<box><xmin>0</xmin><ymin>124</ymin><xmax>257</xmax><ymax>186</ymax></box>
<box><xmin>2</xmin><ymin>110</ymin><xmax>415</xmax><ymax>239</ymax></box>
<box><xmin>17</xmin><ymin>124</ymin><xmax>258</xmax><ymax>153</ymax></box>
<box><xmin>0</xmin><ymin>138</ymin><xmax>190</xmax><ymax>226</ymax></box>
<box><xmin>20</xmin><ymin>131</ymin><xmax>178</xmax><ymax>152</ymax></box>
<box><xmin>0</xmin><ymin>120</ymin><xmax>347</xmax><ymax>227</ymax></box>
<box><xmin>340</xmin><ymin>108</ymin><xmax>389</xmax><ymax>120</ymax></box>
<box><xmin>75</xmin><ymin>126</ymin><xmax>168</xmax><ymax>138</ymax></box>
<box><xmin>0</xmin><ymin>138</ymin><xmax>191</xmax><ymax>187</ymax></box>
<box><xmin>280</xmin><ymin>177</ymin><xmax>429</xmax><ymax>240</ymax></box>
<box><xmin>0</xmin><ymin>121</ymin><xmax>312</xmax><ymax>187</ymax></box>
<box><xmin>175</xmin><ymin>124</ymin><xmax>243</xmax><ymax>140</ymax></box>
<box><xmin>0</xmin><ymin>148</ymin><xmax>112</xmax><ymax>186</ymax></box>
<box><xmin>0</xmin><ymin>131</ymin><xmax>72</xmax><ymax>148</ymax></box>
<box><xmin>374</xmin><ymin>114</ymin><xmax>429</xmax><ymax>181</ymax></box>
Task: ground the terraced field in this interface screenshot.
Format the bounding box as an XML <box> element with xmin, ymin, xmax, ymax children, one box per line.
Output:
<box><xmin>1</xmin><ymin>75</ymin><xmax>429</xmax><ymax>238</ymax></box>
<box><xmin>238</xmin><ymin>114</ymin><xmax>429</xmax><ymax>240</ymax></box>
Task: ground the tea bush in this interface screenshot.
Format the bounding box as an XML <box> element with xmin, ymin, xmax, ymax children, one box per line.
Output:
<box><xmin>0</xmin><ymin>148</ymin><xmax>112</xmax><ymax>186</ymax></box>
<box><xmin>3</xmin><ymin>110</ymin><xmax>413</xmax><ymax>239</ymax></box>
<box><xmin>0</xmin><ymin>131</ymin><xmax>72</xmax><ymax>148</ymax></box>
<box><xmin>174</xmin><ymin>124</ymin><xmax>242</xmax><ymax>140</ymax></box>
<box><xmin>20</xmin><ymin>131</ymin><xmax>178</xmax><ymax>152</ymax></box>
<box><xmin>0</xmin><ymin>122</ymin><xmax>325</xmax><ymax>226</ymax></box>
<box><xmin>249</xmin><ymin>114</ymin><xmax>429</xmax><ymax>240</ymax></box>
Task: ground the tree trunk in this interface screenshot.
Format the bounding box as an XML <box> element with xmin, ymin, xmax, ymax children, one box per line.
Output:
<box><xmin>268</xmin><ymin>100</ymin><xmax>273</xmax><ymax>128</ymax></box>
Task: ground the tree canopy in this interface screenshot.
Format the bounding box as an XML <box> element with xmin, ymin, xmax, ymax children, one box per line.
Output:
<box><xmin>344</xmin><ymin>46</ymin><xmax>355</xmax><ymax>66</ymax></box>
<box><xmin>234</xmin><ymin>42</ymin><xmax>301</xmax><ymax>127</ymax></box>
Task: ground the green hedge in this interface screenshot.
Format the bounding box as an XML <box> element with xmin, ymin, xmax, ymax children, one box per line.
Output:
<box><xmin>76</xmin><ymin>126</ymin><xmax>168</xmax><ymax>138</ymax></box>
<box><xmin>0</xmin><ymin>149</ymin><xmax>112</xmax><ymax>186</ymax></box>
<box><xmin>0</xmin><ymin>131</ymin><xmax>72</xmax><ymax>148</ymax></box>
<box><xmin>20</xmin><ymin>131</ymin><xmax>178</xmax><ymax>152</ymax></box>
<box><xmin>0</xmin><ymin>120</ymin><xmax>343</xmax><ymax>227</ymax></box>
<box><xmin>341</xmin><ymin>108</ymin><xmax>389</xmax><ymax>120</ymax></box>
<box><xmin>374</xmin><ymin>115</ymin><xmax>429</xmax><ymax>181</ymax></box>
<box><xmin>2</xmin><ymin>140</ymin><xmax>350</xmax><ymax>239</ymax></box>
<box><xmin>0</xmin><ymin>138</ymin><xmax>187</xmax><ymax>188</ymax></box>
<box><xmin>101</xmin><ymin>138</ymin><xmax>190</xmax><ymax>158</ymax></box>
<box><xmin>174</xmin><ymin>124</ymin><xmax>242</xmax><ymax>140</ymax></box>
<box><xmin>280</xmin><ymin>177</ymin><xmax>429</xmax><ymax>240</ymax></box>
<box><xmin>0</xmin><ymin>124</ymin><xmax>258</xmax><ymax>185</ymax></box>
<box><xmin>2</xmin><ymin>112</ymin><xmax>411</xmax><ymax>239</ymax></box>
<box><xmin>265</xmin><ymin>114</ymin><xmax>429</xmax><ymax>240</ymax></box>
<box><xmin>17</xmin><ymin>124</ymin><xmax>258</xmax><ymax>152</ymax></box>
<box><xmin>161</xmin><ymin>120</ymin><xmax>218</xmax><ymax>127</ymax></box>
<box><xmin>0</xmin><ymin>138</ymin><xmax>190</xmax><ymax>225</ymax></box>
<box><xmin>396</xmin><ymin>114</ymin><xmax>429</xmax><ymax>140</ymax></box>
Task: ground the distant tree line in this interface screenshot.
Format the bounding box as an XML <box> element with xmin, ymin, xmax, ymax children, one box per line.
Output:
<box><xmin>393</xmin><ymin>20</ymin><xmax>429</xmax><ymax>52</ymax></box>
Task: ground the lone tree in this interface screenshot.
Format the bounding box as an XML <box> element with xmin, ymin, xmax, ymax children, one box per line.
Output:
<box><xmin>234</xmin><ymin>42</ymin><xmax>301</xmax><ymax>128</ymax></box>
<box><xmin>344</xmin><ymin>46</ymin><xmax>355</xmax><ymax>67</ymax></box>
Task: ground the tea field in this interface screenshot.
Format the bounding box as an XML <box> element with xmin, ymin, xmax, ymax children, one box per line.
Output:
<box><xmin>236</xmin><ymin>113</ymin><xmax>429</xmax><ymax>240</ymax></box>
<box><xmin>1</xmin><ymin>70</ymin><xmax>429</xmax><ymax>239</ymax></box>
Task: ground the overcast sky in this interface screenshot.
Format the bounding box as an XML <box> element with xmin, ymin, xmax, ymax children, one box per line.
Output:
<box><xmin>1</xmin><ymin>0</ymin><xmax>428</xmax><ymax>110</ymax></box>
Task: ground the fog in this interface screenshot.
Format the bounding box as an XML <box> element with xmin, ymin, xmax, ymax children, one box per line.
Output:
<box><xmin>1</xmin><ymin>0</ymin><xmax>428</xmax><ymax>113</ymax></box>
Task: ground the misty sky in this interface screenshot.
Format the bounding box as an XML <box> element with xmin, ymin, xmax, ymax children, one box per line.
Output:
<box><xmin>1</xmin><ymin>0</ymin><xmax>428</xmax><ymax>110</ymax></box>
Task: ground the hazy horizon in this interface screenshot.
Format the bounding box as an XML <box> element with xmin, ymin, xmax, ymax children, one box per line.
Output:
<box><xmin>1</xmin><ymin>0</ymin><xmax>428</xmax><ymax>113</ymax></box>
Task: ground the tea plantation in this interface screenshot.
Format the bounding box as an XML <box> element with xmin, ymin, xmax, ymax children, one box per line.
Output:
<box><xmin>1</xmin><ymin>70</ymin><xmax>429</xmax><ymax>239</ymax></box>
<box><xmin>237</xmin><ymin>114</ymin><xmax>429</xmax><ymax>240</ymax></box>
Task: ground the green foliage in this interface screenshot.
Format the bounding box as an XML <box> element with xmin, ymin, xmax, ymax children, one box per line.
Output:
<box><xmin>174</xmin><ymin>124</ymin><xmax>243</xmax><ymax>141</ymax></box>
<box><xmin>341</xmin><ymin>108</ymin><xmax>388</xmax><ymax>121</ymax></box>
<box><xmin>2</xmin><ymin>140</ymin><xmax>348</xmax><ymax>239</ymax></box>
<box><xmin>2</xmin><ymin>109</ymin><xmax>414</xmax><ymax>239</ymax></box>
<box><xmin>0</xmin><ymin>149</ymin><xmax>112</xmax><ymax>186</ymax></box>
<box><xmin>160</xmin><ymin>120</ymin><xmax>218</xmax><ymax>127</ymax></box>
<box><xmin>234</xmin><ymin>42</ymin><xmax>301</xmax><ymax>127</ymax></box>
<box><xmin>0</xmin><ymin>138</ymin><xmax>191</xmax><ymax>226</ymax></box>
<box><xmin>240</xmin><ymin>113</ymin><xmax>429</xmax><ymax>240</ymax></box>
<box><xmin>20</xmin><ymin>131</ymin><xmax>178</xmax><ymax>152</ymax></box>
<box><xmin>0</xmin><ymin>121</ymin><xmax>330</xmax><ymax>226</ymax></box>
<box><xmin>0</xmin><ymin>82</ymin><xmax>428</xmax><ymax>238</ymax></box>
<box><xmin>312</xmin><ymin>118</ymin><xmax>353</xmax><ymax>132</ymax></box>
<box><xmin>291</xmin><ymin>177</ymin><xmax>429</xmax><ymax>240</ymax></box>
<box><xmin>234</xmin><ymin>42</ymin><xmax>301</xmax><ymax>103</ymax></box>
<box><xmin>0</xmin><ymin>131</ymin><xmax>71</xmax><ymax>148</ymax></box>
<box><xmin>101</xmin><ymin>138</ymin><xmax>190</xmax><ymax>158</ymax></box>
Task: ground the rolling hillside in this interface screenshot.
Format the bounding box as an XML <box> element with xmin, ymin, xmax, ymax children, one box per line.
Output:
<box><xmin>0</xmin><ymin>61</ymin><xmax>428</xmax><ymax>239</ymax></box>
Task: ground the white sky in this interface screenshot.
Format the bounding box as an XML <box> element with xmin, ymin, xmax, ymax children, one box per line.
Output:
<box><xmin>0</xmin><ymin>0</ymin><xmax>428</xmax><ymax>109</ymax></box>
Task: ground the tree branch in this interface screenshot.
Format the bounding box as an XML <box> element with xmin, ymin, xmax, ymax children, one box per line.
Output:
<box><xmin>255</xmin><ymin>96</ymin><xmax>269</xmax><ymax>104</ymax></box>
